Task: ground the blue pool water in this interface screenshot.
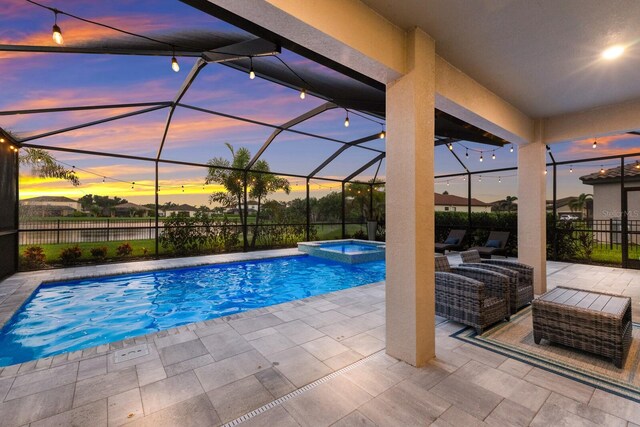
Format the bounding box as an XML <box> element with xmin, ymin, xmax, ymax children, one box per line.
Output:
<box><xmin>319</xmin><ymin>242</ymin><xmax>381</xmax><ymax>253</ymax></box>
<box><xmin>0</xmin><ymin>255</ymin><xmax>385</xmax><ymax>366</ymax></box>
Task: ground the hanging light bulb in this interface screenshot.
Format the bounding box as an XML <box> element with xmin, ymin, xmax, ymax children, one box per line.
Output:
<box><xmin>171</xmin><ymin>47</ymin><xmax>180</xmax><ymax>72</ymax></box>
<box><xmin>498</xmin><ymin>177</ymin><xmax>501</xmax><ymax>183</ymax></box>
<box><xmin>544</xmin><ymin>169</ymin><xmax>548</xmax><ymax>175</ymax></box>
<box><xmin>131</xmin><ymin>182</ymin><xmax>135</xmax><ymax>190</ymax></box>
<box><xmin>344</xmin><ymin>110</ymin><xmax>350</xmax><ymax>127</ymax></box>
<box><xmin>379</xmin><ymin>126</ymin><xmax>386</xmax><ymax>139</ymax></box>
<box><xmin>600</xmin><ymin>165</ymin><xmax>605</xmax><ymax>174</ymax></box>
<box><xmin>102</xmin><ymin>177</ymin><xmax>105</xmax><ymax>183</ymax></box>
<box><xmin>479</xmin><ymin>152</ymin><xmax>484</xmax><ymax>162</ymax></box>
<box><xmin>446</xmin><ymin>181</ymin><xmax>450</xmax><ymax>186</ymax></box>
<box><xmin>299</xmin><ymin>88</ymin><xmax>306</xmax><ymax>100</ymax></box>
<box><xmin>478</xmin><ymin>175</ymin><xmax>482</xmax><ymax>182</ymax></box>
<box><xmin>52</xmin><ymin>11</ymin><xmax>63</xmax><ymax>45</ymax></box>
<box><xmin>182</xmin><ymin>185</ymin><xmax>185</xmax><ymax>192</ymax></box>
<box><xmin>492</xmin><ymin>152</ymin><xmax>496</xmax><ymax>160</ymax></box>
<box><xmin>465</xmin><ymin>149</ymin><xmax>469</xmax><ymax>158</ymax></box>
<box><xmin>636</xmin><ymin>161</ymin><xmax>640</xmax><ymax>169</ymax></box>
<box><xmin>593</xmin><ymin>138</ymin><xmax>597</xmax><ymax>149</ymax></box>
<box><xmin>0</xmin><ymin>138</ymin><xmax>5</xmax><ymax>143</ymax></box>
<box><xmin>248</xmin><ymin>57</ymin><xmax>255</xmax><ymax>79</ymax></box>
<box><xmin>510</xmin><ymin>145</ymin><xmax>514</xmax><ymax>153</ymax></box>
<box><xmin>448</xmin><ymin>143</ymin><xmax>453</xmax><ymax>151</ymax></box>
<box><xmin>463</xmin><ymin>176</ymin><xmax>466</xmax><ymax>181</ymax></box>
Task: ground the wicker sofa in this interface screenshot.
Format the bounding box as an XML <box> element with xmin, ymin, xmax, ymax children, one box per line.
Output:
<box><xmin>434</xmin><ymin>255</ymin><xmax>511</xmax><ymax>334</ymax></box>
<box><xmin>460</xmin><ymin>249</ymin><xmax>534</xmax><ymax>314</ymax></box>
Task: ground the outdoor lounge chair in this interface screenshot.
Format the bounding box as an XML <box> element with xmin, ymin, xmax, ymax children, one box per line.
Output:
<box><xmin>460</xmin><ymin>249</ymin><xmax>534</xmax><ymax>313</ymax></box>
<box><xmin>435</xmin><ymin>229</ymin><xmax>466</xmax><ymax>254</ymax></box>
<box><xmin>468</xmin><ymin>231</ymin><xmax>510</xmax><ymax>258</ymax></box>
<box><xmin>434</xmin><ymin>255</ymin><xmax>510</xmax><ymax>333</ymax></box>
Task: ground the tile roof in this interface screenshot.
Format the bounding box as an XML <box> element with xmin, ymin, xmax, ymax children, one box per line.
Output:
<box><xmin>21</xmin><ymin>196</ymin><xmax>78</xmax><ymax>203</ymax></box>
<box><xmin>435</xmin><ymin>192</ymin><xmax>490</xmax><ymax>207</ymax></box>
<box><xmin>580</xmin><ymin>162</ymin><xmax>640</xmax><ymax>185</ymax></box>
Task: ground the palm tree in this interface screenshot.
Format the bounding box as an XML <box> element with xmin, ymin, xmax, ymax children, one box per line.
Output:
<box><xmin>19</xmin><ymin>148</ymin><xmax>79</xmax><ymax>186</ymax></box>
<box><xmin>205</xmin><ymin>143</ymin><xmax>290</xmax><ymax>248</ymax></box>
<box><xmin>568</xmin><ymin>193</ymin><xmax>592</xmax><ymax>220</ymax></box>
<box><xmin>497</xmin><ymin>195</ymin><xmax>518</xmax><ymax>212</ymax></box>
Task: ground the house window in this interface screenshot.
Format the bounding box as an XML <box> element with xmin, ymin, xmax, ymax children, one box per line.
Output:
<box><xmin>444</xmin><ymin>207</ymin><xmax>449</xmax><ymax>211</ymax></box>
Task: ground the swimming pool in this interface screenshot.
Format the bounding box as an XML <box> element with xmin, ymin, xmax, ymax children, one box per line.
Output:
<box><xmin>0</xmin><ymin>255</ymin><xmax>385</xmax><ymax>366</ymax></box>
<box><xmin>320</xmin><ymin>242</ymin><xmax>381</xmax><ymax>253</ymax></box>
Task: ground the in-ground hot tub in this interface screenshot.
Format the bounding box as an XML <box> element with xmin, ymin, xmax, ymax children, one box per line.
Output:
<box><xmin>298</xmin><ymin>239</ymin><xmax>385</xmax><ymax>264</ymax></box>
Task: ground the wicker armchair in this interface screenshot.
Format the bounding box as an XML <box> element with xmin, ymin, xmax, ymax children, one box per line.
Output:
<box><xmin>434</xmin><ymin>256</ymin><xmax>511</xmax><ymax>334</ymax></box>
<box><xmin>460</xmin><ymin>249</ymin><xmax>534</xmax><ymax>313</ymax></box>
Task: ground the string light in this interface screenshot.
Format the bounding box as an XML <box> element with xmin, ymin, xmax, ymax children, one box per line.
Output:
<box><xmin>570</xmin><ymin>165</ymin><xmax>573</xmax><ymax>173</ymax></box>
<box><xmin>52</xmin><ymin>10</ymin><xmax>63</xmax><ymax>45</ymax></box>
<box><xmin>248</xmin><ymin>57</ymin><xmax>255</xmax><ymax>80</ymax></box>
<box><xmin>479</xmin><ymin>152</ymin><xmax>483</xmax><ymax>162</ymax></box>
<box><xmin>0</xmin><ymin>138</ymin><xmax>4</xmax><ymax>143</ymax></box>
<box><xmin>379</xmin><ymin>126</ymin><xmax>386</xmax><ymax>139</ymax></box>
<box><xmin>636</xmin><ymin>161</ymin><xmax>640</xmax><ymax>169</ymax></box>
<box><xmin>478</xmin><ymin>175</ymin><xmax>482</xmax><ymax>182</ymax></box>
<box><xmin>102</xmin><ymin>177</ymin><xmax>105</xmax><ymax>183</ymax></box>
<box><xmin>492</xmin><ymin>152</ymin><xmax>496</xmax><ymax>160</ymax></box>
<box><xmin>344</xmin><ymin>110</ymin><xmax>350</xmax><ymax>127</ymax></box>
<box><xmin>448</xmin><ymin>143</ymin><xmax>453</xmax><ymax>151</ymax></box>
<box><xmin>171</xmin><ymin>47</ymin><xmax>179</xmax><ymax>72</ymax></box>
<box><xmin>446</xmin><ymin>181</ymin><xmax>450</xmax><ymax>186</ymax></box>
<box><xmin>465</xmin><ymin>149</ymin><xmax>469</xmax><ymax>158</ymax></box>
<box><xmin>498</xmin><ymin>177</ymin><xmax>501</xmax><ymax>183</ymax></box>
<box><xmin>182</xmin><ymin>185</ymin><xmax>185</xmax><ymax>192</ymax></box>
<box><xmin>544</xmin><ymin>169</ymin><xmax>548</xmax><ymax>175</ymax></box>
<box><xmin>510</xmin><ymin>145</ymin><xmax>514</xmax><ymax>153</ymax></box>
<box><xmin>600</xmin><ymin>165</ymin><xmax>605</xmax><ymax>174</ymax></box>
<box><xmin>299</xmin><ymin>88</ymin><xmax>306</xmax><ymax>100</ymax></box>
<box><xmin>593</xmin><ymin>138</ymin><xmax>597</xmax><ymax>149</ymax></box>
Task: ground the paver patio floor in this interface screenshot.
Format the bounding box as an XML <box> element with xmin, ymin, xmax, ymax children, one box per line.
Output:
<box><xmin>0</xmin><ymin>251</ymin><xmax>639</xmax><ymax>426</ymax></box>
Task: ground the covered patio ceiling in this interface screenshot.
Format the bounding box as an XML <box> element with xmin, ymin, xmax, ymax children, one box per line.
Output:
<box><xmin>0</xmin><ymin>0</ymin><xmax>509</xmax><ymax>183</ymax></box>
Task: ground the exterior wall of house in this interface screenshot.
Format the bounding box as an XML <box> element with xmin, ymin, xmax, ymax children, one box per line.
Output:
<box><xmin>591</xmin><ymin>182</ymin><xmax>640</xmax><ymax>221</ymax></box>
<box><xmin>434</xmin><ymin>205</ymin><xmax>491</xmax><ymax>213</ymax></box>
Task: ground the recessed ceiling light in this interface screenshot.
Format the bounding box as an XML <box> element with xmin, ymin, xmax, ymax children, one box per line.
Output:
<box><xmin>602</xmin><ymin>45</ymin><xmax>625</xmax><ymax>60</ymax></box>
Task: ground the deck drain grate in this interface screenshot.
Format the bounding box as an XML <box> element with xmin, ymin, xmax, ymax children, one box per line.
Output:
<box><xmin>222</xmin><ymin>351</ymin><xmax>383</xmax><ymax>427</ymax></box>
<box><xmin>114</xmin><ymin>344</ymin><xmax>149</xmax><ymax>363</ymax></box>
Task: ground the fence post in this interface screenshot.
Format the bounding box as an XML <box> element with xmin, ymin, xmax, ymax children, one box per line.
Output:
<box><xmin>106</xmin><ymin>218</ymin><xmax>110</xmax><ymax>242</ymax></box>
<box><xmin>610</xmin><ymin>218</ymin><xmax>613</xmax><ymax>250</ymax></box>
<box><xmin>56</xmin><ymin>219</ymin><xmax>60</xmax><ymax>244</ymax></box>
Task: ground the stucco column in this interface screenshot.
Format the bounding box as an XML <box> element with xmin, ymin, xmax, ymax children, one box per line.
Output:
<box><xmin>385</xmin><ymin>28</ymin><xmax>436</xmax><ymax>367</ymax></box>
<box><xmin>517</xmin><ymin>126</ymin><xmax>547</xmax><ymax>294</ymax></box>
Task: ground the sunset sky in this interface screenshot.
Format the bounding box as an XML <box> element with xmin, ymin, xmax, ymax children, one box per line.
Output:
<box><xmin>2</xmin><ymin>0</ymin><xmax>640</xmax><ymax>207</ymax></box>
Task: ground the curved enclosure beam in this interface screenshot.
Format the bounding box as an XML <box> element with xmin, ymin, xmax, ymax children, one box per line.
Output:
<box><xmin>308</xmin><ymin>133</ymin><xmax>380</xmax><ymax>178</ymax></box>
<box><xmin>246</xmin><ymin>101</ymin><xmax>338</xmax><ymax>170</ymax></box>
<box><xmin>17</xmin><ymin>104</ymin><xmax>170</xmax><ymax>143</ymax></box>
<box><xmin>0</xmin><ymin>102</ymin><xmax>172</xmax><ymax>116</ymax></box>
<box><xmin>156</xmin><ymin>58</ymin><xmax>208</xmax><ymax>160</ymax></box>
<box><xmin>343</xmin><ymin>152</ymin><xmax>386</xmax><ymax>183</ymax></box>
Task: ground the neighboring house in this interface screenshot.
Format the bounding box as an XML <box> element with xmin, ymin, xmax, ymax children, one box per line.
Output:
<box><xmin>545</xmin><ymin>196</ymin><xmax>592</xmax><ymax>220</ymax></box>
<box><xmin>163</xmin><ymin>204</ymin><xmax>198</xmax><ymax>217</ymax></box>
<box><xmin>114</xmin><ymin>202</ymin><xmax>152</xmax><ymax>217</ymax></box>
<box><xmin>434</xmin><ymin>192</ymin><xmax>492</xmax><ymax>213</ymax></box>
<box><xmin>580</xmin><ymin>164</ymin><xmax>640</xmax><ymax>222</ymax></box>
<box><xmin>19</xmin><ymin>196</ymin><xmax>80</xmax><ymax>217</ymax></box>
<box><xmin>225</xmin><ymin>200</ymin><xmax>258</xmax><ymax>215</ymax></box>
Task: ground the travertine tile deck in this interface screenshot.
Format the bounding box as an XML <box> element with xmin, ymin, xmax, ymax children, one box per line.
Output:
<box><xmin>0</xmin><ymin>250</ymin><xmax>638</xmax><ymax>426</ymax></box>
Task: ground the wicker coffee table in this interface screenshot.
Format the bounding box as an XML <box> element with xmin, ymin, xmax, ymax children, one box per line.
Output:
<box><xmin>532</xmin><ymin>287</ymin><xmax>632</xmax><ymax>368</ymax></box>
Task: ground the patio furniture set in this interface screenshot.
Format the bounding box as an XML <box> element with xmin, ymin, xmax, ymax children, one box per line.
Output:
<box><xmin>435</xmin><ymin>229</ymin><xmax>510</xmax><ymax>258</ymax></box>
<box><xmin>434</xmin><ymin>249</ymin><xmax>633</xmax><ymax>367</ymax></box>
